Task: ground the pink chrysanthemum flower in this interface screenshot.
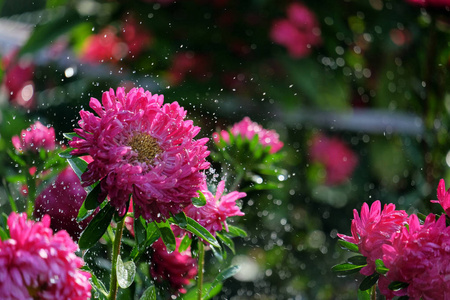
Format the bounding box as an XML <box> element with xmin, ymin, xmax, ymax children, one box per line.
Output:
<box><xmin>431</xmin><ymin>179</ymin><xmax>450</xmax><ymax>216</ymax></box>
<box><xmin>34</xmin><ymin>166</ymin><xmax>94</xmax><ymax>241</ymax></box>
<box><xmin>270</xmin><ymin>3</ymin><xmax>321</xmax><ymax>58</ymax></box>
<box><xmin>337</xmin><ymin>200</ymin><xmax>408</xmax><ymax>276</ymax></box>
<box><xmin>309</xmin><ymin>134</ymin><xmax>358</xmax><ymax>185</ymax></box>
<box><xmin>12</xmin><ymin>121</ymin><xmax>56</xmax><ymax>153</ymax></box>
<box><xmin>150</xmin><ymin>238</ymin><xmax>197</xmax><ymax>295</ymax></box>
<box><xmin>69</xmin><ymin>87</ymin><xmax>210</xmax><ymax>221</ymax></box>
<box><xmin>379</xmin><ymin>214</ymin><xmax>450</xmax><ymax>299</ymax></box>
<box><xmin>183</xmin><ymin>181</ymin><xmax>245</xmax><ymax>236</ymax></box>
<box><xmin>213</xmin><ymin>117</ymin><xmax>283</xmax><ymax>154</ymax></box>
<box><xmin>0</xmin><ymin>213</ymin><xmax>91</xmax><ymax>299</ymax></box>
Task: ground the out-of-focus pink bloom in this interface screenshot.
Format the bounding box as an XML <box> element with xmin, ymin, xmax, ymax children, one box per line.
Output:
<box><xmin>379</xmin><ymin>214</ymin><xmax>450</xmax><ymax>299</ymax></box>
<box><xmin>34</xmin><ymin>166</ymin><xmax>93</xmax><ymax>241</ymax></box>
<box><xmin>69</xmin><ymin>87</ymin><xmax>210</xmax><ymax>221</ymax></box>
<box><xmin>0</xmin><ymin>213</ymin><xmax>91</xmax><ymax>299</ymax></box>
<box><xmin>405</xmin><ymin>0</ymin><xmax>450</xmax><ymax>6</ymax></box>
<box><xmin>2</xmin><ymin>50</ymin><xmax>35</xmax><ymax>109</ymax></box>
<box><xmin>184</xmin><ymin>181</ymin><xmax>245</xmax><ymax>236</ymax></box>
<box><xmin>270</xmin><ymin>3</ymin><xmax>321</xmax><ymax>58</ymax></box>
<box><xmin>337</xmin><ymin>200</ymin><xmax>408</xmax><ymax>276</ymax></box>
<box><xmin>213</xmin><ymin>117</ymin><xmax>283</xmax><ymax>154</ymax></box>
<box><xmin>121</xmin><ymin>18</ymin><xmax>152</xmax><ymax>58</ymax></box>
<box><xmin>309</xmin><ymin>134</ymin><xmax>358</xmax><ymax>185</ymax></box>
<box><xmin>80</xmin><ymin>27</ymin><xmax>126</xmax><ymax>64</ymax></box>
<box><xmin>167</xmin><ymin>52</ymin><xmax>211</xmax><ymax>85</ymax></box>
<box><xmin>12</xmin><ymin>121</ymin><xmax>56</xmax><ymax>153</ymax></box>
<box><xmin>150</xmin><ymin>238</ymin><xmax>197</xmax><ymax>295</ymax></box>
<box><xmin>431</xmin><ymin>179</ymin><xmax>450</xmax><ymax>216</ymax></box>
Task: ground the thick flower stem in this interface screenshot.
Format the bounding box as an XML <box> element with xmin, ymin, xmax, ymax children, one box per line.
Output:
<box><xmin>109</xmin><ymin>218</ymin><xmax>125</xmax><ymax>300</ymax></box>
<box><xmin>25</xmin><ymin>171</ymin><xmax>36</xmax><ymax>218</ymax></box>
<box><xmin>371</xmin><ymin>284</ymin><xmax>376</xmax><ymax>300</ymax></box>
<box><xmin>197</xmin><ymin>241</ymin><xmax>205</xmax><ymax>300</ymax></box>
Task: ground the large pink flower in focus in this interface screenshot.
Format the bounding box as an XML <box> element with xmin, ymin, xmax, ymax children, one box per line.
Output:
<box><xmin>270</xmin><ymin>3</ymin><xmax>321</xmax><ymax>58</ymax></box>
<box><xmin>184</xmin><ymin>181</ymin><xmax>245</xmax><ymax>236</ymax></box>
<box><xmin>379</xmin><ymin>214</ymin><xmax>450</xmax><ymax>299</ymax></box>
<box><xmin>431</xmin><ymin>179</ymin><xmax>450</xmax><ymax>216</ymax></box>
<box><xmin>69</xmin><ymin>87</ymin><xmax>210</xmax><ymax>221</ymax></box>
<box><xmin>150</xmin><ymin>238</ymin><xmax>197</xmax><ymax>295</ymax></box>
<box><xmin>309</xmin><ymin>134</ymin><xmax>358</xmax><ymax>185</ymax></box>
<box><xmin>213</xmin><ymin>117</ymin><xmax>283</xmax><ymax>154</ymax></box>
<box><xmin>34</xmin><ymin>166</ymin><xmax>93</xmax><ymax>241</ymax></box>
<box><xmin>12</xmin><ymin>121</ymin><xmax>56</xmax><ymax>153</ymax></box>
<box><xmin>338</xmin><ymin>200</ymin><xmax>408</xmax><ymax>276</ymax></box>
<box><xmin>0</xmin><ymin>213</ymin><xmax>91</xmax><ymax>299</ymax></box>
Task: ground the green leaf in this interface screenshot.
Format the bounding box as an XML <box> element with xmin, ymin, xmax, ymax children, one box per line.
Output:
<box><xmin>359</xmin><ymin>273</ymin><xmax>379</xmax><ymax>291</ymax></box>
<box><xmin>338</xmin><ymin>239</ymin><xmax>360</xmax><ymax>253</ymax></box>
<box><xmin>19</xmin><ymin>9</ymin><xmax>87</xmax><ymax>56</ymax></box>
<box><xmin>78</xmin><ymin>203</ymin><xmax>115</xmax><ymax>250</ymax></box>
<box><xmin>139</xmin><ymin>285</ymin><xmax>157</xmax><ymax>300</ymax></box>
<box><xmin>58</xmin><ymin>148</ymin><xmax>75</xmax><ymax>159</ymax></box>
<box><xmin>134</xmin><ymin>216</ymin><xmax>147</xmax><ymax>247</ymax></box>
<box><xmin>388</xmin><ymin>281</ymin><xmax>409</xmax><ymax>291</ymax></box>
<box><xmin>178</xmin><ymin>234</ymin><xmax>192</xmax><ymax>253</ymax></box>
<box><xmin>375</xmin><ymin>259</ymin><xmax>389</xmax><ymax>275</ymax></box>
<box><xmin>67</xmin><ymin>157</ymin><xmax>88</xmax><ymax>181</ymax></box>
<box><xmin>181</xmin><ymin>282</ymin><xmax>222</xmax><ymax>300</ymax></box>
<box><xmin>77</xmin><ymin>183</ymin><xmax>104</xmax><ymax>222</ymax></box>
<box><xmin>192</xmin><ymin>190</ymin><xmax>207</xmax><ymax>207</ymax></box>
<box><xmin>0</xmin><ymin>227</ymin><xmax>8</xmax><ymax>241</ymax></box>
<box><xmin>210</xmin><ymin>243</ymin><xmax>225</xmax><ymax>262</ymax></box>
<box><xmin>226</xmin><ymin>225</ymin><xmax>247</xmax><ymax>237</ymax></box>
<box><xmin>6</xmin><ymin>149</ymin><xmax>26</xmax><ymax>167</ymax></box>
<box><xmin>116</xmin><ymin>255</ymin><xmax>136</xmax><ymax>289</ymax></box>
<box><xmin>186</xmin><ymin>217</ymin><xmax>220</xmax><ymax>248</ymax></box>
<box><xmin>156</xmin><ymin>221</ymin><xmax>176</xmax><ymax>253</ymax></box>
<box><xmin>216</xmin><ymin>232</ymin><xmax>235</xmax><ymax>254</ymax></box>
<box><xmin>172</xmin><ymin>211</ymin><xmax>188</xmax><ymax>228</ymax></box>
<box><xmin>417</xmin><ymin>212</ymin><xmax>427</xmax><ymax>222</ymax></box>
<box><xmin>81</xmin><ymin>265</ymin><xmax>108</xmax><ymax>297</ymax></box>
<box><xmin>331</xmin><ymin>263</ymin><xmax>364</xmax><ymax>276</ymax></box>
<box><xmin>357</xmin><ymin>288</ymin><xmax>371</xmax><ymax>300</ymax></box>
<box><xmin>63</xmin><ymin>132</ymin><xmax>81</xmax><ymax>141</ymax></box>
<box><xmin>347</xmin><ymin>255</ymin><xmax>367</xmax><ymax>266</ymax></box>
<box><xmin>204</xmin><ymin>265</ymin><xmax>240</xmax><ymax>299</ymax></box>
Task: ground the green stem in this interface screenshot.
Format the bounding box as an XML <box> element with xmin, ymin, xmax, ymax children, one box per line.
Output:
<box><xmin>197</xmin><ymin>241</ymin><xmax>205</xmax><ymax>300</ymax></box>
<box><xmin>108</xmin><ymin>218</ymin><xmax>125</xmax><ymax>300</ymax></box>
<box><xmin>371</xmin><ymin>284</ymin><xmax>376</xmax><ymax>300</ymax></box>
<box><xmin>25</xmin><ymin>170</ymin><xmax>36</xmax><ymax>218</ymax></box>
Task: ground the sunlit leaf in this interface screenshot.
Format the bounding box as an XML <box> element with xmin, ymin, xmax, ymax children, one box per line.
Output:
<box><xmin>338</xmin><ymin>240</ymin><xmax>360</xmax><ymax>253</ymax></box>
<box><xmin>180</xmin><ymin>282</ymin><xmax>222</xmax><ymax>300</ymax></box>
<box><xmin>178</xmin><ymin>234</ymin><xmax>192</xmax><ymax>253</ymax></box>
<box><xmin>331</xmin><ymin>263</ymin><xmax>364</xmax><ymax>276</ymax></box>
<box><xmin>139</xmin><ymin>285</ymin><xmax>156</xmax><ymax>300</ymax></box>
<box><xmin>357</xmin><ymin>288</ymin><xmax>371</xmax><ymax>300</ymax></box>
<box><xmin>216</xmin><ymin>232</ymin><xmax>235</xmax><ymax>254</ymax></box>
<box><xmin>192</xmin><ymin>190</ymin><xmax>207</xmax><ymax>207</ymax></box>
<box><xmin>116</xmin><ymin>255</ymin><xmax>136</xmax><ymax>289</ymax></box>
<box><xmin>67</xmin><ymin>157</ymin><xmax>88</xmax><ymax>181</ymax></box>
<box><xmin>63</xmin><ymin>132</ymin><xmax>81</xmax><ymax>141</ymax></box>
<box><xmin>58</xmin><ymin>148</ymin><xmax>74</xmax><ymax>159</ymax></box>
<box><xmin>375</xmin><ymin>259</ymin><xmax>389</xmax><ymax>275</ymax></box>
<box><xmin>226</xmin><ymin>225</ymin><xmax>247</xmax><ymax>238</ymax></box>
<box><xmin>186</xmin><ymin>217</ymin><xmax>220</xmax><ymax>248</ymax></box>
<box><xmin>78</xmin><ymin>203</ymin><xmax>115</xmax><ymax>250</ymax></box>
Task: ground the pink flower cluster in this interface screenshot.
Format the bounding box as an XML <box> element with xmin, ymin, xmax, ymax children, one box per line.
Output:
<box><xmin>70</xmin><ymin>87</ymin><xmax>210</xmax><ymax>221</ymax></box>
<box><xmin>309</xmin><ymin>134</ymin><xmax>358</xmax><ymax>185</ymax></box>
<box><xmin>270</xmin><ymin>3</ymin><xmax>321</xmax><ymax>58</ymax></box>
<box><xmin>167</xmin><ymin>52</ymin><xmax>211</xmax><ymax>86</ymax></box>
<box><xmin>0</xmin><ymin>213</ymin><xmax>91</xmax><ymax>299</ymax></box>
<box><xmin>12</xmin><ymin>121</ymin><xmax>56</xmax><ymax>153</ymax></box>
<box><xmin>81</xmin><ymin>18</ymin><xmax>152</xmax><ymax>64</ymax></box>
<box><xmin>338</xmin><ymin>201</ymin><xmax>408</xmax><ymax>276</ymax></box>
<box><xmin>150</xmin><ymin>238</ymin><xmax>197</xmax><ymax>295</ymax></box>
<box><xmin>184</xmin><ymin>180</ymin><xmax>245</xmax><ymax>236</ymax></box>
<box><xmin>213</xmin><ymin>117</ymin><xmax>283</xmax><ymax>154</ymax></box>
<box><xmin>34</xmin><ymin>166</ymin><xmax>93</xmax><ymax>241</ymax></box>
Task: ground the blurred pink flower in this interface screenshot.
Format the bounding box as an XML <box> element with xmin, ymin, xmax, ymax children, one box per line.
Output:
<box><xmin>405</xmin><ymin>0</ymin><xmax>450</xmax><ymax>6</ymax></box>
<box><xmin>379</xmin><ymin>214</ymin><xmax>450</xmax><ymax>299</ymax></box>
<box><xmin>34</xmin><ymin>165</ymin><xmax>94</xmax><ymax>241</ymax></box>
<box><xmin>2</xmin><ymin>50</ymin><xmax>35</xmax><ymax>109</ymax></box>
<box><xmin>338</xmin><ymin>200</ymin><xmax>408</xmax><ymax>276</ymax></box>
<box><xmin>213</xmin><ymin>117</ymin><xmax>284</xmax><ymax>153</ymax></box>
<box><xmin>309</xmin><ymin>134</ymin><xmax>358</xmax><ymax>185</ymax></box>
<box><xmin>0</xmin><ymin>212</ymin><xmax>91</xmax><ymax>299</ymax></box>
<box><xmin>167</xmin><ymin>52</ymin><xmax>211</xmax><ymax>85</ymax></box>
<box><xmin>12</xmin><ymin>121</ymin><xmax>56</xmax><ymax>153</ymax></box>
<box><xmin>184</xmin><ymin>180</ymin><xmax>245</xmax><ymax>236</ymax></box>
<box><xmin>431</xmin><ymin>179</ymin><xmax>450</xmax><ymax>216</ymax></box>
<box><xmin>80</xmin><ymin>27</ymin><xmax>126</xmax><ymax>64</ymax></box>
<box><xmin>121</xmin><ymin>17</ymin><xmax>152</xmax><ymax>58</ymax></box>
<box><xmin>69</xmin><ymin>87</ymin><xmax>210</xmax><ymax>221</ymax></box>
<box><xmin>270</xmin><ymin>3</ymin><xmax>321</xmax><ymax>58</ymax></box>
<box><xmin>150</xmin><ymin>238</ymin><xmax>197</xmax><ymax>295</ymax></box>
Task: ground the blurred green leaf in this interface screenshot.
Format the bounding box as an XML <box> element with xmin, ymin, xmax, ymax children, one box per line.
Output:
<box><xmin>78</xmin><ymin>203</ymin><xmax>114</xmax><ymax>250</ymax></box>
<box><xmin>139</xmin><ymin>285</ymin><xmax>156</xmax><ymax>300</ymax></box>
<box><xmin>181</xmin><ymin>282</ymin><xmax>222</xmax><ymax>300</ymax></box>
<box><xmin>81</xmin><ymin>265</ymin><xmax>108</xmax><ymax>298</ymax></box>
<box><xmin>116</xmin><ymin>255</ymin><xmax>136</xmax><ymax>289</ymax></box>
<box><xmin>6</xmin><ymin>149</ymin><xmax>26</xmax><ymax>167</ymax></box>
<box><xmin>19</xmin><ymin>8</ymin><xmax>87</xmax><ymax>56</ymax></box>
<box><xmin>357</xmin><ymin>288</ymin><xmax>371</xmax><ymax>300</ymax></box>
<box><xmin>347</xmin><ymin>255</ymin><xmax>367</xmax><ymax>266</ymax></box>
<box><xmin>359</xmin><ymin>273</ymin><xmax>379</xmax><ymax>291</ymax></box>
<box><xmin>216</xmin><ymin>232</ymin><xmax>235</xmax><ymax>254</ymax></box>
<box><xmin>204</xmin><ymin>265</ymin><xmax>240</xmax><ymax>299</ymax></box>
<box><xmin>226</xmin><ymin>225</ymin><xmax>247</xmax><ymax>238</ymax></box>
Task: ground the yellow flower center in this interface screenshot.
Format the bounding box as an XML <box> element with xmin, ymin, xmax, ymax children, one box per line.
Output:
<box><xmin>129</xmin><ymin>133</ymin><xmax>163</xmax><ymax>164</ymax></box>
